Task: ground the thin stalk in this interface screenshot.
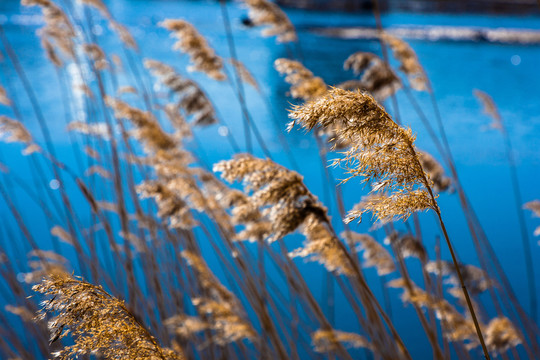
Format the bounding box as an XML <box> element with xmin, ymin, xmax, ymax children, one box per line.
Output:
<box><xmin>432</xmin><ymin>205</ymin><xmax>490</xmax><ymax>359</ymax></box>
<box><xmin>500</xmin><ymin>119</ymin><xmax>537</xmax><ymax>322</ymax></box>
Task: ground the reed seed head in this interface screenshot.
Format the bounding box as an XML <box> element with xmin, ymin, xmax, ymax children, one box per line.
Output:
<box><xmin>288</xmin><ymin>87</ymin><xmax>437</xmax><ymax>225</ymax></box>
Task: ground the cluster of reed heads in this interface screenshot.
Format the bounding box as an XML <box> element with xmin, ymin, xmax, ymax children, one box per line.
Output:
<box><xmin>0</xmin><ymin>0</ymin><xmax>538</xmax><ymax>359</ymax></box>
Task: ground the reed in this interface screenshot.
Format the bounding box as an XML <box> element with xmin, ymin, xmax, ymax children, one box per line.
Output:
<box><xmin>0</xmin><ymin>0</ymin><xmax>535</xmax><ymax>359</ymax></box>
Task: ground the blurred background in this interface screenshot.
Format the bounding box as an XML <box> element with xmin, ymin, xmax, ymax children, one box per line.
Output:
<box><xmin>0</xmin><ymin>0</ymin><xmax>539</xmax><ymax>358</ymax></box>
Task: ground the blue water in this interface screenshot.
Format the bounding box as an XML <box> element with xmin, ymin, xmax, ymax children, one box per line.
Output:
<box><xmin>0</xmin><ymin>0</ymin><xmax>539</xmax><ymax>358</ymax></box>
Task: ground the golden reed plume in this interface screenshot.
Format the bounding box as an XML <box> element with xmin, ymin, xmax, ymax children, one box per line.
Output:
<box><xmin>289</xmin><ymin>87</ymin><xmax>436</xmax><ymax>225</ymax></box>
<box><xmin>33</xmin><ymin>273</ymin><xmax>184</xmax><ymax>359</ymax></box>
<box><xmin>159</xmin><ymin>19</ymin><xmax>226</xmax><ymax>81</ymax></box>
<box><xmin>243</xmin><ymin>0</ymin><xmax>297</xmax><ymax>43</ymax></box>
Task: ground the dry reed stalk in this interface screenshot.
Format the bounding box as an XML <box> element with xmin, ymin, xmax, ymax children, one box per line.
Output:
<box><xmin>144</xmin><ymin>59</ymin><xmax>218</xmax><ymax>127</ymax></box>
<box><xmin>475</xmin><ymin>89</ymin><xmax>537</xmax><ymax>323</ymax></box>
<box><xmin>343</xmin><ymin>51</ymin><xmax>401</xmax><ymax>102</ymax></box>
<box><xmin>386</xmin><ymin>28</ymin><xmax>538</xmax><ymax>353</ymax></box>
<box><xmin>214</xmin><ymin>154</ymin><xmax>411</xmax><ymax>359</ymax></box>
<box><xmin>0</xmin><ymin>116</ymin><xmax>41</xmax><ymax>155</ymax></box>
<box><xmin>34</xmin><ymin>273</ymin><xmax>184</xmax><ymax>359</ymax></box>
<box><xmin>0</xmin><ymin>86</ymin><xmax>11</xmax><ymax>106</ymax></box>
<box><xmin>175</xmin><ymin>250</ymin><xmax>257</xmax><ymax>345</ymax></box>
<box><xmin>82</xmin><ymin>0</ymin><xmax>138</xmax><ymax>50</ymax></box>
<box><xmin>379</xmin><ymin>33</ymin><xmax>427</xmax><ymax>91</ymax></box>
<box><xmin>242</xmin><ymin>0</ymin><xmax>297</xmax><ymax>43</ymax></box>
<box><xmin>0</xmin><ymin>1</ymin><xmax>532</xmax><ymax>358</ymax></box>
<box><xmin>404</xmin><ymin>80</ymin><xmax>538</xmax><ymax>356</ymax></box>
<box><xmin>274</xmin><ymin>58</ymin><xmax>326</xmax><ymax>101</ymax></box>
<box><xmin>159</xmin><ymin>19</ymin><xmax>226</xmax><ymax>81</ymax></box>
<box><xmin>228</xmin><ymin>58</ymin><xmax>260</xmax><ymax>91</ymax></box>
<box><xmin>343</xmin><ymin>231</ymin><xmax>395</xmax><ymax>276</ymax></box>
<box><xmin>22</xmin><ymin>0</ymin><xmax>76</xmax><ymax>67</ymax></box>
<box><xmin>381</xmin><ymin>227</ymin><xmax>443</xmax><ymax>360</ymax></box>
<box><xmin>523</xmin><ymin>200</ymin><xmax>540</xmax><ymax>237</ymax></box>
<box><xmin>289</xmin><ymin>87</ymin><xmax>492</xmax><ymax>359</ymax></box>
<box><xmin>311</xmin><ymin>329</ymin><xmax>372</xmax><ymax>353</ymax></box>
<box><xmin>214</xmin><ymin>154</ymin><xmax>354</xmax><ymax>275</ymax></box>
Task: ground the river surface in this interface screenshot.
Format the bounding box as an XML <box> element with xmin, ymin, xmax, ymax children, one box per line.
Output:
<box><xmin>1</xmin><ymin>1</ymin><xmax>539</xmax><ymax>358</ymax></box>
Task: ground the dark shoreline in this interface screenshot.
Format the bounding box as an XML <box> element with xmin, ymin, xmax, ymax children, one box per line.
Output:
<box><xmin>277</xmin><ymin>0</ymin><xmax>540</xmax><ymax>15</ymax></box>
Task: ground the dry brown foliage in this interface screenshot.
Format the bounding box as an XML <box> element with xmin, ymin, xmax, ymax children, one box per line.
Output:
<box><xmin>274</xmin><ymin>58</ymin><xmax>327</xmax><ymax>101</ymax></box>
<box><xmin>524</xmin><ymin>200</ymin><xmax>540</xmax><ymax>236</ymax></box>
<box><xmin>243</xmin><ymin>0</ymin><xmax>297</xmax><ymax>43</ymax></box>
<box><xmin>343</xmin><ymin>231</ymin><xmax>395</xmax><ymax>275</ymax></box>
<box><xmin>0</xmin><ymin>116</ymin><xmax>41</xmax><ymax>155</ymax></box>
<box><xmin>0</xmin><ymin>86</ymin><xmax>11</xmax><ymax>106</ymax></box>
<box><xmin>288</xmin><ymin>87</ymin><xmax>437</xmax><ymax>225</ymax></box>
<box><xmin>425</xmin><ymin>260</ymin><xmax>495</xmax><ymax>295</ymax></box>
<box><xmin>174</xmin><ymin>251</ymin><xmax>257</xmax><ymax>345</ymax></box>
<box><xmin>474</xmin><ymin>89</ymin><xmax>502</xmax><ymax>130</ymax></box>
<box><xmin>311</xmin><ymin>329</ymin><xmax>372</xmax><ymax>353</ymax></box>
<box><xmin>159</xmin><ymin>19</ymin><xmax>226</xmax><ymax>81</ymax></box>
<box><xmin>380</xmin><ymin>33</ymin><xmax>427</xmax><ymax>91</ymax></box>
<box><xmin>384</xmin><ymin>232</ymin><xmax>427</xmax><ymax>262</ymax></box>
<box><xmin>343</xmin><ymin>51</ymin><xmax>401</xmax><ymax>102</ymax></box>
<box><xmin>418</xmin><ymin>150</ymin><xmax>452</xmax><ymax>193</ymax></box>
<box><xmin>33</xmin><ymin>273</ymin><xmax>183</xmax><ymax>359</ymax></box>
<box><xmin>484</xmin><ymin>317</ymin><xmax>522</xmax><ymax>354</ymax></box>
<box><xmin>214</xmin><ymin>154</ymin><xmax>354</xmax><ymax>275</ymax></box>
<box><xmin>145</xmin><ymin>59</ymin><xmax>217</xmax><ymax>127</ymax></box>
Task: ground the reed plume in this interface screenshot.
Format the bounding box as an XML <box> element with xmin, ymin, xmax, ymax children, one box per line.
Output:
<box><xmin>229</xmin><ymin>58</ymin><xmax>260</xmax><ymax>91</ymax></box>
<box><xmin>0</xmin><ymin>1</ymin><xmax>534</xmax><ymax>359</ymax></box>
<box><xmin>82</xmin><ymin>43</ymin><xmax>109</xmax><ymax>71</ymax></box>
<box><xmin>22</xmin><ymin>0</ymin><xmax>76</xmax><ymax>67</ymax></box>
<box><xmin>0</xmin><ymin>86</ymin><xmax>11</xmax><ymax>106</ymax></box>
<box><xmin>388</xmin><ymin>278</ymin><xmax>479</xmax><ymax>349</ymax></box>
<box><xmin>380</xmin><ymin>33</ymin><xmax>427</xmax><ymax>91</ymax></box>
<box><xmin>67</xmin><ymin>121</ymin><xmax>111</xmax><ymax>139</ymax></box>
<box><xmin>159</xmin><ymin>19</ymin><xmax>226</xmax><ymax>81</ymax></box>
<box><xmin>105</xmin><ymin>97</ymin><xmax>200</xmax><ymax>229</ymax></box>
<box><xmin>343</xmin><ymin>51</ymin><xmax>401</xmax><ymax>102</ymax></box>
<box><xmin>311</xmin><ymin>329</ymin><xmax>372</xmax><ymax>353</ymax></box>
<box><xmin>343</xmin><ymin>231</ymin><xmax>395</xmax><ymax>275</ymax></box>
<box><xmin>384</xmin><ymin>232</ymin><xmax>427</xmax><ymax>262</ymax></box>
<box><xmin>425</xmin><ymin>260</ymin><xmax>495</xmax><ymax>296</ymax></box>
<box><xmin>289</xmin><ymin>86</ymin><xmax>491</xmax><ymax>358</ymax></box>
<box><xmin>172</xmin><ymin>250</ymin><xmax>257</xmax><ymax>345</ymax></box>
<box><xmin>22</xmin><ymin>250</ymin><xmax>69</xmax><ymax>285</ymax></box>
<box><xmin>5</xmin><ymin>305</ymin><xmax>34</xmax><ymax>324</ymax></box>
<box><xmin>289</xmin><ymin>87</ymin><xmax>435</xmax><ymax>225</ymax></box>
<box><xmin>82</xmin><ymin>0</ymin><xmax>138</xmax><ymax>49</ymax></box>
<box><xmin>274</xmin><ymin>58</ymin><xmax>327</xmax><ymax>101</ymax></box>
<box><xmin>33</xmin><ymin>273</ymin><xmax>183</xmax><ymax>359</ymax></box>
<box><xmin>524</xmin><ymin>200</ymin><xmax>540</xmax><ymax>236</ymax></box>
<box><xmin>214</xmin><ymin>154</ymin><xmax>354</xmax><ymax>275</ymax></box>
<box><xmin>0</xmin><ymin>116</ymin><xmax>41</xmax><ymax>155</ymax></box>
<box><xmin>418</xmin><ymin>150</ymin><xmax>452</xmax><ymax>193</ymax></box>
<box><xmin>242</xmin><ymin>0</ymin><xmax>297</xmax><ymax>43</ymax></box>
<box><xmin>484</xmin><ymin>317</ymin><xmax>522</xmax><ymax>354</ymax></box>
<box><xmin>475</xmin><ymin>88</ymin><xmax>537</xmax><ymax>322</ymax></box>
<box><xmin>144</xmin><ymin>59</ymin><xmax>217</xmax><ymax>127</ymax></box>
<box><xmin>474</xmin><ymin>89</ymin><xmax>502</xmax><ymax>130</ymax></box>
